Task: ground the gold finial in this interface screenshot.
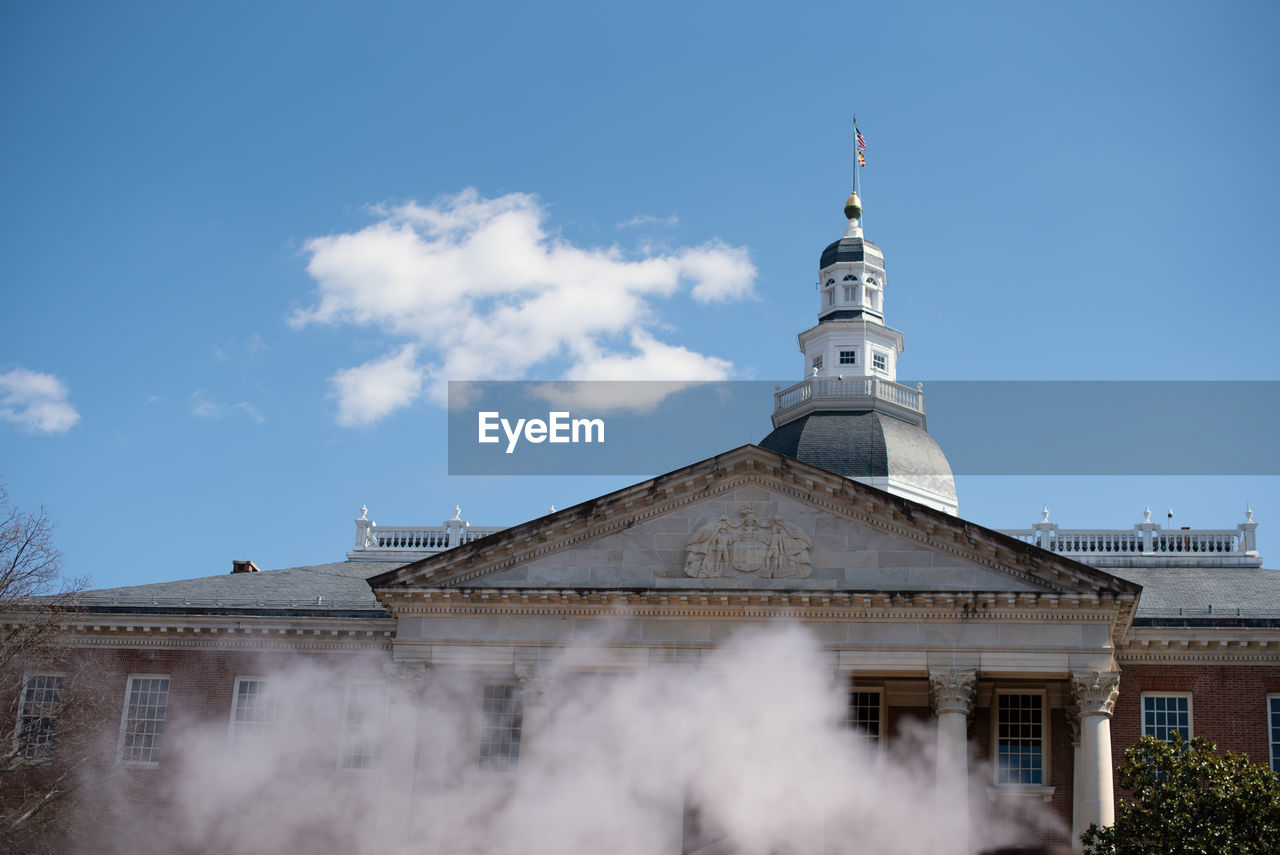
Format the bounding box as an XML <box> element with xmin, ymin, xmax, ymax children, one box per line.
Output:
<box><xmin>843</xmin><ymin>191</ymin><xmax>862</xmax><ymax>221</ymax></box>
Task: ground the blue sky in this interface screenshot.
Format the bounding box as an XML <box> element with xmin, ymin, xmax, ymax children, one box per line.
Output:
<box><xmin>2</xmin><ymin>1</ymin><xmax>1276</xmax><ymax>590</ymax></box>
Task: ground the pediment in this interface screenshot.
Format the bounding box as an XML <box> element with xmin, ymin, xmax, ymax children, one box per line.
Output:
<box><xmin>369</xmin><ymin>446</ymin><xmax>1139</xmax><ymax>600</ymax></box>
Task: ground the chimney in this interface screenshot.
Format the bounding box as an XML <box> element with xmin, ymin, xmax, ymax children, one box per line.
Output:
<box><xmin>231</xmin><ymin>560</ymin><xmax>260</xmax><ymax>574</ymax></box>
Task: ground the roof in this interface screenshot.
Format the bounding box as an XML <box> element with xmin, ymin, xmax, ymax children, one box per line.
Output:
<box><xmin>74</xmin><ymin>560</ymin><xmax>402</xmax><ymax>617</ymax></box>
<box><xmin>759</xmin><ymin>410</ymin><xmax>957</xmax><ymax>506</ymax></box>
<box><xmin>1113</xmin><ymin>564</ymin><xmax>1280</xmax><ymax>626</ymax></box>
<box><xmin>819</xmin><ymin>236</ymin><xmax>883</xmax><ymax>269</ymax></box>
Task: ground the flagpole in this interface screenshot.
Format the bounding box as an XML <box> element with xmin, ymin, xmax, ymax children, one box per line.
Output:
<box><xmin>852</xmin><ymin>114</ymin><xmax>859</xmax><ymax>199</ymax></box>
<box><xmin>852</xmin><ymin>116</ymin><xmax>863</xmax><ymax>229</ymax></box>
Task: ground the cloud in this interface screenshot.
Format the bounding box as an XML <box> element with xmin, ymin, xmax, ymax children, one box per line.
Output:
<box><xmin>329</xmin><ymin>344</ymin><xmax>424</xmax><ymax>427</ymax></box>
<box><xmin>0</xmin><ymin>368</ymin><xmax>80</xmax><ymax>434</ymax></box>
<box><xmin>188</xmin><ymin>391</ymin><xmax>265</xmax><ymax>423</ymax></box>
<box><xmin>524</xmin><ymin>331</ymin><xmax>734</xmax><ymax>414</ymax></box>
<box><xmin>245</xmin><ymin>333</ymin><xmax>269</xmax><ymax>355</ymax></box>
<box><xmin>617</xmin><ymin>213</ymin><xmax>679</xmax><ymax>229</ymax></box>
<box><xmin>214</xmin><ymin>333</ymin><xmax>269</xmax><ymax>361</ymax></box>
<box><xmin>290</xmin><ymin>189</ymin><xmax>756</xmax><ymax>425</ymax></box>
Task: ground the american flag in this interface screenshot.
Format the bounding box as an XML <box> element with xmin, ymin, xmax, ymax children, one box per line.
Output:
<box><xmin>855</xmin><ymin>127</ymin><xmax>867</xmax><ymax>151</ymax></box>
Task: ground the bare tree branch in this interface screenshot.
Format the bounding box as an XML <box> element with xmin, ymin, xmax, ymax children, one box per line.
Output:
<box><xmin>0</xmin><ymin>481</ymin><xmax>102</xmax><ymax>852</ymax></box>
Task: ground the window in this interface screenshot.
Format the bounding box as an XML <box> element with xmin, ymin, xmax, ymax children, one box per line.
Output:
<box><xmin>13</xmin><ymin>674</ymin><xmax>63</xmax><ymax>761</ymax></box>
<box><xmin>825</xmin><ymin>289</ymin><xmax>834</xmax><ymax>307</ymax></box>
<box><xmin>478</xmin><ymin>685</ymin><xmax>523</xmax><ymax>771</ymax></box>
<box><xmin>995</xmin><ymin>692</ymin><xmax>1045</xmax><ymax>785</ymax></box>
<box><xmin>872</xmin><ymin>352</ymin><xmax>887</xmax><ymax>372</ymax></box>
<box><xmin>229</xmin><ymin>678</ymin><xmax>276</xmax><ymax>746</ymax></box>
<box><xmin>842</xmin><ymin>286</ymin><xmax>857</xmax><ymax>302</ymax></box>
<box><xmin>811</xmin><ymin>355</ymin><xmax>823</xmax><ymax>372</ymax></box>
<box><xmin>841</xmin><ymin>274</ymin><xmax>857</xmax><ymax>282</ymax></box>
<box><xmin>1269</xmin><ymin>695</ymin><xmax>1280</xmax><ymax>774</ymax></box>
<box><xmin>682</xmin><ymin>800</ymin><xmax>726</xmax><ymax>853</ymax></box>
<box><xmin>839</xmin><ymin>349</ymin><xmax>857</xmax><ymax>365</ymax></box>
<box><xmin>1141</xmin><ymin>693</ymin><xmax>1191</xmax><ymax>741</ymax></box>
<box><xmin>865</xmin><ymin>277</ymin><xmax>881</xmax><ymax>311</ymax></box>
<box><xmin>847</xmin><ymin>688</ymin><xmax>883</xmax><ymax>751</ymax></box>
<box><xmin>118</xmin><ymin>676</ymin><xmax>170</xmax><ymax>765</ymax></box>
<box><xmin>339</xmin><ymin>681</ymin><xmax>390</xmax><ymax>770</ymax></box>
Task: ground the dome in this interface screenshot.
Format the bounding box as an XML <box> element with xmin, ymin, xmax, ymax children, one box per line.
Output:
<box><xmin>820</xmin><ymin>236</ymin><xmax>883</xmax><ymax>270</ymax></box>
<box><xmin>760</xmin><ymin>410</ymin><xmax>957</xmax><ymax>510</ymax></box>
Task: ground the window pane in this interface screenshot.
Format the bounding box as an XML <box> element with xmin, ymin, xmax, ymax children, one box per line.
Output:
<box><xmin>230</xmin><ymin>679</ymin><xmax>276</xmax><ymax>746</ymax></box>
<box><xmin>121</xmin><ymin>677</ymin><xmax>170</xmax><ymax>764</ymax></box>
<box><xmin>478</xmin><ymin>685</ymin><xmax>523</xmax><ymax>771</ymax></box>
<box><xmin>339</xmin><ymin>682</ymin><xmax>389</xmax><ymax>770</ymax></box>
<box><xmin>1142</xmin><ymin>695</ymin><xmax>1190</xmax><ymax>741</ymax></box>
<box><xmin>1270</xmin><ymin>697</ymin><xmax>1280</xmax><ymax>774</ymax></box>
<box><xmin>996</xmin><ymin>693</ymin><xmax>1043</xmax><ymax>785</ymax></box>
<box><xmin>16</xmin><ymin>675</ymin><xmax>64</xmax><ymax>760</ymax></box>
<box><xmin>847</xmin><ymin>690</ymin><xmax>881</xmax><ymax>750</ymax></box>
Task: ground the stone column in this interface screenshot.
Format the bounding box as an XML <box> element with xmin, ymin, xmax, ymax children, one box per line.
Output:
<box><xmin>1064</xmin><ymin>700</ymin><xmax>1082</xmax><ymax>850</ymax></box>
<box><xmin>514</xmin><ymin>660</ymin><xmax>556</xmax><ymax>764</ymax></box>
<box><xmin>1070</xmin><ymin>670</ymin><xmax>1120</xmax><ymax>836</ymax></box>
<box><xmin>929</xmin><ymin>669</ymin><xmax>977</xmax><ymax>855</ymax></box>
<box><xmin>382</xmin><ymin>662</ymin><xmax>430</xmax><ymax>849</ymax></box>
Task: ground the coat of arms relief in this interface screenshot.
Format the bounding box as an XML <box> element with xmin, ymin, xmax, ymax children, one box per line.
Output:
<box><xmin>683</xmin><ymin>505</ymin><xmax>813</xmax><ymax>579</ymax></box>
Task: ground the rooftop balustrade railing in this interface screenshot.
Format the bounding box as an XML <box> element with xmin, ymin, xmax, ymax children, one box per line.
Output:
<box><xmin>348</xmin><ymin>506</ymin><xmax>507</xmax><ymax>559</ymax></box>
<box><xmin>999</xmin><ymin>508</ymin><xmax>1259</xmax><ymax>566</ymax></box>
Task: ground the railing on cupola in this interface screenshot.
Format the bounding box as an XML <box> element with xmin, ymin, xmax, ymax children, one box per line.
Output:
<box><xmin>773</xmin><ymin>376</ymin><xmax>925</xmax><ymax>415</ymax></box>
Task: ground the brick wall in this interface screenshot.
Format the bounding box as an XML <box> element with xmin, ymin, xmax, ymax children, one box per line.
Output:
<box><xmin>2</xmin><ymin>643</ymin><xmax>392</xmax><ymax>853</ymax></box>
<box><xmin>1112</xmin><ymin>662</ymin><xmax>1280</xmax><ymax>768</ymax></box>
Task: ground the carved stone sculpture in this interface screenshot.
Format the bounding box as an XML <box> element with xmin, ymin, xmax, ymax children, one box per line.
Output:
<box><xmin>684</xmin><ymin>505</ymin><xmax>813</xmax><ymax>578</ymax></box>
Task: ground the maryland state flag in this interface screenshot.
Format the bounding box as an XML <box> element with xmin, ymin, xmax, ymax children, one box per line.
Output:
<box><xmin>857</xmin><ymin>150</ymin><xmax>866</xmax><ymax>167</ymax></box>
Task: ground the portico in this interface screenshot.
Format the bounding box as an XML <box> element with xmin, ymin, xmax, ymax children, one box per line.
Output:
<box><xmin>370</xmin><ymin>444</ymin><xmax>1138</xmax><ymax>850</ymax></box>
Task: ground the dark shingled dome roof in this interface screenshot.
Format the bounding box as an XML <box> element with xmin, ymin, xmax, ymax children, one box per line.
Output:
<box><xmin>760</xmin><ymin>410</ymin><xmax>956</xmax><ymax>504</ymax></box>
<box><xmin>820</xmin><ymin>237</ymin><xmax>883</xmax><ymax>269</ymax></box>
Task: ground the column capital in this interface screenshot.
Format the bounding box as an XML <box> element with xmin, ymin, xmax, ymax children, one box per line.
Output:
<box><xmin>1064</xmin><ymin>699</ymin><xmax>1082</xmax><ymax>744</ymax></box>
<box><xmin>1071</xmin><ymin>669</ymin><xmax>1120</xmax><ymax>717</ymax></box>
<box><xmin>929</xmin><ymin>668</ymin><xmax>977</xmax><ymax>717</ymax></box>
<box><xmin>382</xmin><ymin>661</ymin><xmax>431</xmax><ymax>697</ymax></box>
<box><xmin>514</xmin><ymin>660</ymin><xmax>557</xmax><ymax>706</ymax></box>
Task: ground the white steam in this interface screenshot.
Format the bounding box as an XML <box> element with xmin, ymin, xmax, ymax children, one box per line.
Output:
<box><xmin>79</xmin><ymin>625</ymin><xmax>1060</xmax><ymax>854</ymax></box>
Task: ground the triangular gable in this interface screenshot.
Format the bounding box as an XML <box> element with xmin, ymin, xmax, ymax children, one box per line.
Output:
<box><xmin>369</xmin><ymin>446</ymin><xmax>1140</xmax><ymax>601</ymax></box>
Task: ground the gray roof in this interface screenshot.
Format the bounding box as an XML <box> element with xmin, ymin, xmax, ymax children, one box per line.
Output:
<box><xmin>819</xmin><ymin>236</ymin><xmax>883</xmax><ymax>269</ymax></box>
<box><xmin>759</xmin><ymin>410</ymin><xmax>957</xmax><ymax>506</ymax></box>
<box><xmin>1113</xmin><ymin>564</ymin><xmax>1280</xmax><ymax>625</ymax></box>
<box><xmin>76</xmin><ymin>560</ymin><xmax>403</xmax><ymax>617</ymax></box>
<box><xmin>70</xmin><ymin>497</ymin><xmax>1280</xmax><ymax>629</ymax></box>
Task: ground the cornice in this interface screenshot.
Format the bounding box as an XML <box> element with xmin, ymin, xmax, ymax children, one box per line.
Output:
<box><xmin>374</xmin><ymin>448</ymin><xmax>1135</xmax><ymax>606</ymax></box>
<box><xmin>374</xmin><ymin>586</ymin><xmax>1129</xmax><ymax>626</ymax></box>
<box><xmin>4</xmin><ymin>615</ymin><xmax>395</xmax><ymax>653</ymax></box>
<box><xmin>1118</xmin><ymin>626</ymin><xmax>1280</xmax><ymax>664</ymax></box>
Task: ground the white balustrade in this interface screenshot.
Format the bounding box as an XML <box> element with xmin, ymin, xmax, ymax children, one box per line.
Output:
<box><xmin>348</xmin><ymin>507</ymin><xmax>507</xmax><ymax>560</ymax></box>
<box><xmin>999</xmin><ymin>508</ymin><xmax>1260</xmax><ymax>568</ymax></box>
<box><xmin>368</xmin><ymin>527</ymin><xmax>452</xmax><ymax>550</ymax></box>
<box><xmin>773</xmin><ymin>377</ymin><xmax>925</xmax><ymax>415</ymax></box>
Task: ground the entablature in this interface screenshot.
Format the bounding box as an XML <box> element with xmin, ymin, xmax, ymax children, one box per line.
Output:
<box><xmin>4</xmin><ymin>613</ymin><xmax>396</xmax><ymax>652</ymax></box>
